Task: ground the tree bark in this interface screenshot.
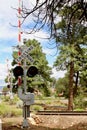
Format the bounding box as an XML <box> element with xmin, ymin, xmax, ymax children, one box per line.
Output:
<box><xmin>73</xmin><ymin>71</ymin><xmax>79</xmax><ymax>98</ymax></box>
<box><xmin>68</xmin><ymin>61</ymin><xmax>74</xmax><ymax>111</ymax></box>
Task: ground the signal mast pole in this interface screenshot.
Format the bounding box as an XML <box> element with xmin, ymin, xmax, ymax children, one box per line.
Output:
<box><xmin>18</xmin><ymin>0</ymin><xmax>21</xmax><ymax>48</ymax></box>
<box><xmin>17</xmin><ymin>1</ymin><xmax>29</xmax><ymax>128</ymax></box>
<box><xmin>18</xmin><ymin>0</ymin><xmax>22</xmax><ymax>86</ymax></box>
<box><xmin>6</xmin><ymin>59</ymin><xmax>13</xmax><ymax>99</ymax></box>
<box><xmin>6</xmin><ymin>59</ymin><xmax>10</xmax><ymax>86</ymax></box>
<box><xmin>18</xmin><ymin>0</ymin><xmax>27</xmax><ymax>92</ymax></box>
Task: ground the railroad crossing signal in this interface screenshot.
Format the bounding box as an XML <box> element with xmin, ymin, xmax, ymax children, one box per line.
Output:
<box><xmin>15</xmin><ymin>45</ymin><xmax>34</xmax><ymax>63</ymax></box>
<box><xmin>13</xmin><ymin>66</ymin><xmax>23</xmax><ymax>78</ymax></box>
<box><xmin>27</xmin><ymin>66</ymin><xmax>38</xmax><ymax>77</ymax></box>
<box><xmin>13</xmin><ymin>44</ymin><xmax>38</xmax><ymax>128</ymax></box>
<box><xmin>13</xmin><ymin>65</ymin><xmax>38</xmax><ymax>78</ymax></box>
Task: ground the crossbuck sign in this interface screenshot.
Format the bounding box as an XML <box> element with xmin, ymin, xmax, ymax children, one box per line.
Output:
<box><xmin>16</xmin><ymin>45</ymin><xmax>34</xmax><ymax>63</ymax></box>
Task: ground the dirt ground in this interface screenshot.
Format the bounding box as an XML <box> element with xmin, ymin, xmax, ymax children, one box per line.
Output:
<box><xmin>2</xmin><ymin>115</ymin><xmax>87</xmax><ymax>130</ymax></box>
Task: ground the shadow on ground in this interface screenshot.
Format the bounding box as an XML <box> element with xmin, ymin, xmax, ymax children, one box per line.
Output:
<box><xmin>2</xmin><ymin>122</ymin><xmax>87</xmax><ymax>130</ymax></box>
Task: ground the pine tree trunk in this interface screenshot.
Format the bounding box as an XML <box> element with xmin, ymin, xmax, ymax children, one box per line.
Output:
<box><xmin>68</xmin><ymin>61</ymin><xmax>74</xmax><ymax>111</ymax></box>
<box><xmin>73</xmin><ymin>71</ymin><xmax>79</xmax><ymax>97</ymax></box>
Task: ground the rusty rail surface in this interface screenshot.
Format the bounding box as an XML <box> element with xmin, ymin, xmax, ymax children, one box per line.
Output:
<box><xmin>36</xmin><ymin>111</ymin><xmax>87</xmax><ymax>115</ymax></box>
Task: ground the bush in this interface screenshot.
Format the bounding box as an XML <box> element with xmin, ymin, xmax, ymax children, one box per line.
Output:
<box><xmin>0</xmin><ymin>102</ymin><xmax>22</xmax><ymax>117</ymax></box>
<box><xmin>16</xmin><ymin>100</ymin><xmax>23</xmax><ymax>108</ymax></box>
<box><xmin>74</xmin><ymin>94</ymin><xmax>87</xmax><ymax>109</ymax></box>
<box><xmin>9</xmin><ymin>95</ymin><xmax>20</xmax><ymax>105</ymax></box>
<box><xmin>31</xmin><ymin>105</ymin><xmax>43</xmax><ymax>111</ymax></box>
<box><xmin>2</xmin><ymin>96</ymin><xmax>10</xmax><ymax>102</ymax></box>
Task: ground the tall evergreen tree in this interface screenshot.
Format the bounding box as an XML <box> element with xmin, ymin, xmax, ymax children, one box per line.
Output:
<box><xmin>53</xmin><ymin>7</ymin><xmax>87</xmax><ymax>110</ymax></box>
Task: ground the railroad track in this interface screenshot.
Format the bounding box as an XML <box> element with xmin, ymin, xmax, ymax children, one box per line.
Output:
<box><xmin>36</xmin><ymin>111</ymin><xmax>87</xmax><ymax>115</ymax></box>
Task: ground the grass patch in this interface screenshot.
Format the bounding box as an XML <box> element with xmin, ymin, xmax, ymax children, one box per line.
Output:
<box><xmin>31</xmin><ymin>105</ymin><xmax>43</xmax><ymax>111</ymax></box>
<box><xmin>0</xmin><ymin>102</ymin><xmax>22</xmax><ymax>117</ymax></box>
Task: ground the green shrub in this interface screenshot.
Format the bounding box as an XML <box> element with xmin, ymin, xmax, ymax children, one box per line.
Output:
<box><xmin>31</xmin><ymin>105</ymin><xmax>43</xmax><ymax>111</ymax></box>
<box><xmin>16</xmin><ymin>100</ymin><xmax>23</xmax><ymax>108</ymax></box>
<box><xmin>0</xmin><ymin>102</ymin><xmax>22</xmax><ymax>117</ymax></box>
<box><xmin>2</xmin><ymin>96</ymin><xmax>10</xmax><ymax>102</ymax></box>
<box><xmin>74</xmin><ymin>94</ymin><xmax>87</xmax><ymax>109</ymax></box>
<box><xmin>9</xmin><ymin>95</ymin><xmax>20</xmax><ymax>105</ymax></box>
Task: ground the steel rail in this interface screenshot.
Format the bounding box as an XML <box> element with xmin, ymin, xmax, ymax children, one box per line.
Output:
<box><xmin>36</xmin><ymin>111</ymin><xmax>87</xmax><ymax>115</ymax></box>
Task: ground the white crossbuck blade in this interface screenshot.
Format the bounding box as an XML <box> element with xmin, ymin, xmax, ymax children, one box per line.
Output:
<box><xmin>15</xmin><ymin>45</ymin><xmax>34</xmax><ymax>63</ymax></box>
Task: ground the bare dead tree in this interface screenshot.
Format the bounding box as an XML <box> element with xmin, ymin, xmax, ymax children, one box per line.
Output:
<box><xmin>20</xmin><ymin>0</ymin><xmax>87</xmax><ymax>38</ymax></box>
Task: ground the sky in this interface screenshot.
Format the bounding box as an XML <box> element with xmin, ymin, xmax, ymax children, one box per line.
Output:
<box><xmin>0</xmin><ymin>0</ymin><xmax>66</xmax><ymax>86</ymax></box>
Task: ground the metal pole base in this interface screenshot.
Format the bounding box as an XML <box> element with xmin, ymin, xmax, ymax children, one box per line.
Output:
<box><xmin>22</xmin><ymin>119</ymin><xmax>29</xmax><ymax>128</ymax></box>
